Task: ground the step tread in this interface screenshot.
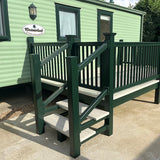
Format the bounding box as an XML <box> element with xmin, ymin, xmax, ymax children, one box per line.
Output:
<box><xmin>44</xmin><ymin>113</ymin><xmax>96</xmax><ymax>142</ymax></box>
<box><xmin>56</xmin><ymin>99</ymin><xmax>109</xmax><ymax>121</ymax></box>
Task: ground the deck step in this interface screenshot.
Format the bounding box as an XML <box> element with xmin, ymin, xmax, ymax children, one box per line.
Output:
<box><xmin>44</xmin><ymin>113</ymin><xmax>96</xmax><ymax>142</ymax></box>
<box><xmin>41</xmin><ymin>78</ymin><xmax>101</xmax><ymax>98</ymax></box>
<box><xmin>56</xmin><ymin>99</ymin><xmax>109</xmax><ymax>121</ymax></box>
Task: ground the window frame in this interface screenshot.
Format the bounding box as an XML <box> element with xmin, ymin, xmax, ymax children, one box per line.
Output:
<box><xmin>0</xmin><ymin>0</ymin><xmax>10</xmax><ymax>41</ymax></box>
<box><xmin>97</xmin><ymin>10</ymin><xmax>113</xmax><ymax>42</ymax></box>
<box><xmin>55</xmin><ymin>3</ymin><xmax>81</xmax><ymax>42</ymax></box>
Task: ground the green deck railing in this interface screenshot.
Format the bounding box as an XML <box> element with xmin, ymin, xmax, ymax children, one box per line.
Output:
<box><xmin>31</xmin><ymin>42</ymin><xmax>67</xmax><ymax>83</ymax></box>
<box><xmin>74</xmin><ymin>42</ymin><xmax>103</xmax><ymax>90</ymax></box>
<box><xmin>28</xmin><ymin>33</ymin><xmax>160</xmax><ymax>158</ymax></box>
<box><xmin>114</xmin><ymin>42</ymin><xmax>160</xmax><ymax>92</ymax></box>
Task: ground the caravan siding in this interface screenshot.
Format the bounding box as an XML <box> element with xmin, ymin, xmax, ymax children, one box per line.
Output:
<box><xmin>0</xmin><ymin>0</ymin><xmax>142</xmax><ymax>88</ymax></box>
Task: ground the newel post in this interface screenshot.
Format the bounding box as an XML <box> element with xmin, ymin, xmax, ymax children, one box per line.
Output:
<box><xmin>103</xmin><ymin>33</ymin><xmax>116</xmax><ymax>136</ymax></box>
<box><xmin>66</xmin><ymin>35</ymin><xmax>76</xmax><ymax>56</ymax></box>
<box><xmin>27</xmin><ymin>37</ymin><xmax>45</xmax><ymax>134</ymax></box>
<box><xmin>67</xmin><ymin>56</ymin><xmax>80</xmax><ymax>158</ymax></box>
<box><xmin>27</xmin><ymin>37</ymin><xmax>34</xmax><ymax>54</ymax></box>
<box><xmin>155</xmin><ymin>47</ymin><xmax>160</xmax><ymax>104</ymax></box>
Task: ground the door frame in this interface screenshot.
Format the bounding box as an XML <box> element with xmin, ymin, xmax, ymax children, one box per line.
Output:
<box><xmin>97</xmin><ymin>9</ymin><xmax>113</xmax><ymax>42</ymax></box>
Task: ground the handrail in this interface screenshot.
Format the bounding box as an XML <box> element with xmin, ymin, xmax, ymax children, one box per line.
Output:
<box><xmin>115</xmin><ymin>42</ymin><xmax>160</xmax><ymax>46</ymax></box>
<box><xmin>40</xmin><ymin>43</ymin><xmax>68</xmax><ymax>67</ymax></box>
<box><xmin>80</xmin><ymin>88</ymin><xmax>108</xmax><ymax>122</ymax></box>
<box><xmin>78</xmin><ymin>43</ymin><xmax>107</xmax><ymax>71</ymax></box>
<box><xmin>43</xmin><ymin>83</ymin><xmax>67</xmax><ymax>107</ymax></box>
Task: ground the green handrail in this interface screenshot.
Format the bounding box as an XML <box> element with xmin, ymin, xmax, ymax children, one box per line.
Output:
<box><xmin>80</xmin><ymin>88</ymin><xmax>108</xmax><ymax>122</ymax></box>
<box><xmin>78</xmin><ymin>43</ymin><xmax>107</xmax><ymax>71</ymax></box>
<box><xmin>40</xmin><ymin>43</ymin><xmax>68</xmax><ymax>67</ymax></box>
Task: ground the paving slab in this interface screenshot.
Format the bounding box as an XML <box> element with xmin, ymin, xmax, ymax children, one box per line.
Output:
<box><xmin>0</xmin><ymin>91</ymin><xmax>160</xmax><ymax>160</ymax></box>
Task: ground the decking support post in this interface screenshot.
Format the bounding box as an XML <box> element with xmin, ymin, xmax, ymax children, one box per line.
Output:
<box><xmin>27</xmin><ymin>37</ymin><xmax>34</xmax><ymax>54</ymax></box>
<box><xmin>66</xmin><ymin>35</ymin><xmax>76</xmax><ymax>56</ymax></box>
<box><xmin>30</xmin><ymin>54</ymin><xmax>45</xmax><ymax>134</ymax></box>
<box><xmin>67</xmin><ymin>56</ymin><xmax>80</xmax><ymax>158</ymax></box>
<box><xmin>103</xmin><ymin>33</ymin><xmax>116</xmax><ymax>136</ymax></box>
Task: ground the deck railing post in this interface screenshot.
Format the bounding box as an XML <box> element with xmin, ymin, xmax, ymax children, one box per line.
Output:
<box><xmin>155</xmin><ymin>46</ymin><xmax>160</xmax><ymax>104</ymax></box>
<box><xmin>66</xmin><ymin>35</ymin><xmax>76</xmax><ymax>56</ymax></box>
<box><xmin>67</xmin><ymin>56</ymin><xmax>80</xmax><ymax>158</ymax></box>
<box><xmin>30</xmin><ymin>54</ymin><xmax>45</xmax><ymax>134</ymax></box>
<box><xmin>103</xmin><ymin>33</ymin><xmax>116</xmax><ymax>136</ymax></box>
<box><xmin>27</xmin><ymin>37</ymin><xmax>34</xmax><ymax>54</ymax></box>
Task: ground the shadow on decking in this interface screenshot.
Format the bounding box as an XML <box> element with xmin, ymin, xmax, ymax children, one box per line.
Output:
<box><xmin>0</xmin><ymin>113</ymin><xmax>89</xmax><ymax>160</ymax></box>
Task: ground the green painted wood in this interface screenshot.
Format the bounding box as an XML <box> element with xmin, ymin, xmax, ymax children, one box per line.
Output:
<box><xmin>78</xmin><ymin>43</ymin><xmax>107</xmax><ymax>71</ymax></box>
<box><xmin>103</xmin><ymin>33</ymin><xmax>116</xmax><ymax>136</ymax></box>
<box><xmin>41</xmin><ymin>43</ymin><xmax>68</xmax><ymax>67</ymax></box>
<box><xmin>80</xmin><ymin>88</ymin><xmax>108</xmax><ymax>122</ymax></box>
<box><xmin>43</xmin><ymin>83</ymin><xmax>67</xmax><ymax>107</ymax></box>
<box><xmin>80</xmin><ymin>124</ymin><xmax>109</xmax><ymax>144</ymax></box>
<box><xmin>67</xmin><ymin>56</ymin><xmax>80</xmax><ymax>158</ymax></box>
<box><xmin>0</xmin><ymin>0</ymin><xmax>10</xmax><ymax>41</ymax></box>
<box><xmin>44</xmin><ymin>105</ymin><xmax>59</xmax><ymax>114</ymax></box>
<box><xmin>30</xmin><ymin>54</ymin><xmax>45</xmax><ymax>134</ymax></box>
<box><xmin>113</xmin><ymin>83</ymin><xmax>159</xmax><ymax>107</ymax></box>
<box><xmin>81</xmin><ymin>114</ymin><xmax>109</xmax><ymax>131</ymax></box>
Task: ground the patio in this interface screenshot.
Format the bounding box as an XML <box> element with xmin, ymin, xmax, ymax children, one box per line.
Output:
<box><xmin>0</xmin><ymin>90</ymin><xmax>160</xmax><ymax>160</ymax></box>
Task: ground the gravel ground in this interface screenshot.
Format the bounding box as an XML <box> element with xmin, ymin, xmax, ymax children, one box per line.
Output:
<box><xmin>0</xmin><ymin>102</ymin><xmax>34</xmax><ymax>121</ymax></box>
<box><xmin>0</xmin><ymin>85</ymin><xmax>66</xmax><ymax>122</ymax></box>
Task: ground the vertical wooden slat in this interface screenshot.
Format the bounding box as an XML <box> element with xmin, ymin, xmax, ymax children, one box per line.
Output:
<box><xmin>130</xmin><ymin>46</ymin><xmax>133</xmax><ymax>84</ymax></box>
<box><xmin>138</xmin><ymin>46</ymin><xmax>142</xmax><ymax>81</ymax></box>
<box><xmin>82</xmin><ymin>46</ymin><xmax>85</xmax><ymax>85</ymax></box>
<box><xmin>95</xmin><ymin>46</ymin><xmax>98</xmax><ymax>87</ymax></box>
<box><xmin>133</xmin><ymin>46</ymin><xmax>136</xmax><ymax>83</ymax></box>
<box><xmin>91</xmin><ymin>45</ymin><xmax>93</xmax><ymax>87</ymax></box>
<box><xmin>86</xmin><ymin>46</ymin><xmax>89</xmax><ymax>85</ymax></box>
<box><xmin>124</xmin><ymin>47</ymin><xmax>127</xmax><ymax>86</ymax></box>
<box><xmin>117</xmin><ymin>47</ymin><xmax>120</xmax><ymax>88</ymax></box>
<box><xmin>59</xmin><ymin>49</ymin><xmax>64</xmax><ymax>80</ymax></box>
<box><xmin>50</xmin><ymin>46</ymin><xmax>54</xmax><ymax>78</ymax></box>
<box><xmin>127</xmin><ymin>46</ymin><xmax>130</xmax><ymax>85</ymax></box>
<box><xmin>120</xmin><ymin>46</ymin><xmax>123</xmax><ymax>87</ymax></box>
<box><xmin>54</xmin><ymin>46</ymin><xmax>57</xmax><ymax>79</ymax></box>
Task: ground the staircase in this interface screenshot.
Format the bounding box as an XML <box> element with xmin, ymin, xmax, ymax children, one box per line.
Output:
<box><xmin>29</xmin><ymin>34</ymin><xmax>115</xmax><ymax>158</ymax></box>
<box><xmin>44</xmin><ymin>99</ymin><xmax>109</xmax><ymax>143</ymax></box>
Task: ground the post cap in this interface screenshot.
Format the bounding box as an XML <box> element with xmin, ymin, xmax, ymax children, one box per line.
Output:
<box><xmin>104</xmin><ymin>33</ymin><xmax>116</xmax><ymax>42</ymax></box>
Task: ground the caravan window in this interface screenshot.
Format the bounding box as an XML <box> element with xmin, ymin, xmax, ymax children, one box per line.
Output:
<box><xmin>56</xmin><ymin>4</ymin><xmax>80</xmax><ymax>41</ymax></box>
<box><xmin>0</xmin><ymin>0</ymin><xmax>10</xmax><ymax>41</ymax></box>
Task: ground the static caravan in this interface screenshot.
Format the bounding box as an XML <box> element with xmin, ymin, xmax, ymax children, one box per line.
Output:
<box><xmin>0</xmin><ymin>0</ymin><xmax>145</xmax><ymax>88</ymax></box>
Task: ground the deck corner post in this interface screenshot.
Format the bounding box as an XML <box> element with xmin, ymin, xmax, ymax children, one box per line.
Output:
<box><xmin>67</xmin><ymin>56</ymin><xmax>80</xmax><ymax>158</ymax></box>
<box><xmin>155</xmin><ymin>83</ymin><xmax>160</xmax><ymax>104</ymax></box>
<box><xmin>103</xmin><ymin>33</ymin><xmax>116</xmax><ymax>136</ymax></box>
<box><xmin>155</xmin><ymin>48</ymin><xmax>160</xmax><ymax>104</ymax></box>
<box><xmin>30</xmin><ymin>54</ymin><xmax>45</xmax><ymax>134</ymax></box>
<box><xmin>27</xmin><ymin>37</ymin><xmax>34</xmax><ymax>54</ymax></box>
<box><xmin>66</xmin><ymin>35</ymin><xmax>76</xmax><ymax>56</ymax></box>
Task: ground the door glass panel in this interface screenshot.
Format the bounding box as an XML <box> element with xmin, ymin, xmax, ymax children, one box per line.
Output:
<box><xmin>100</xmin><ymin>15</ymin><xmax>110</xmax><ymax>41</ymax></box>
